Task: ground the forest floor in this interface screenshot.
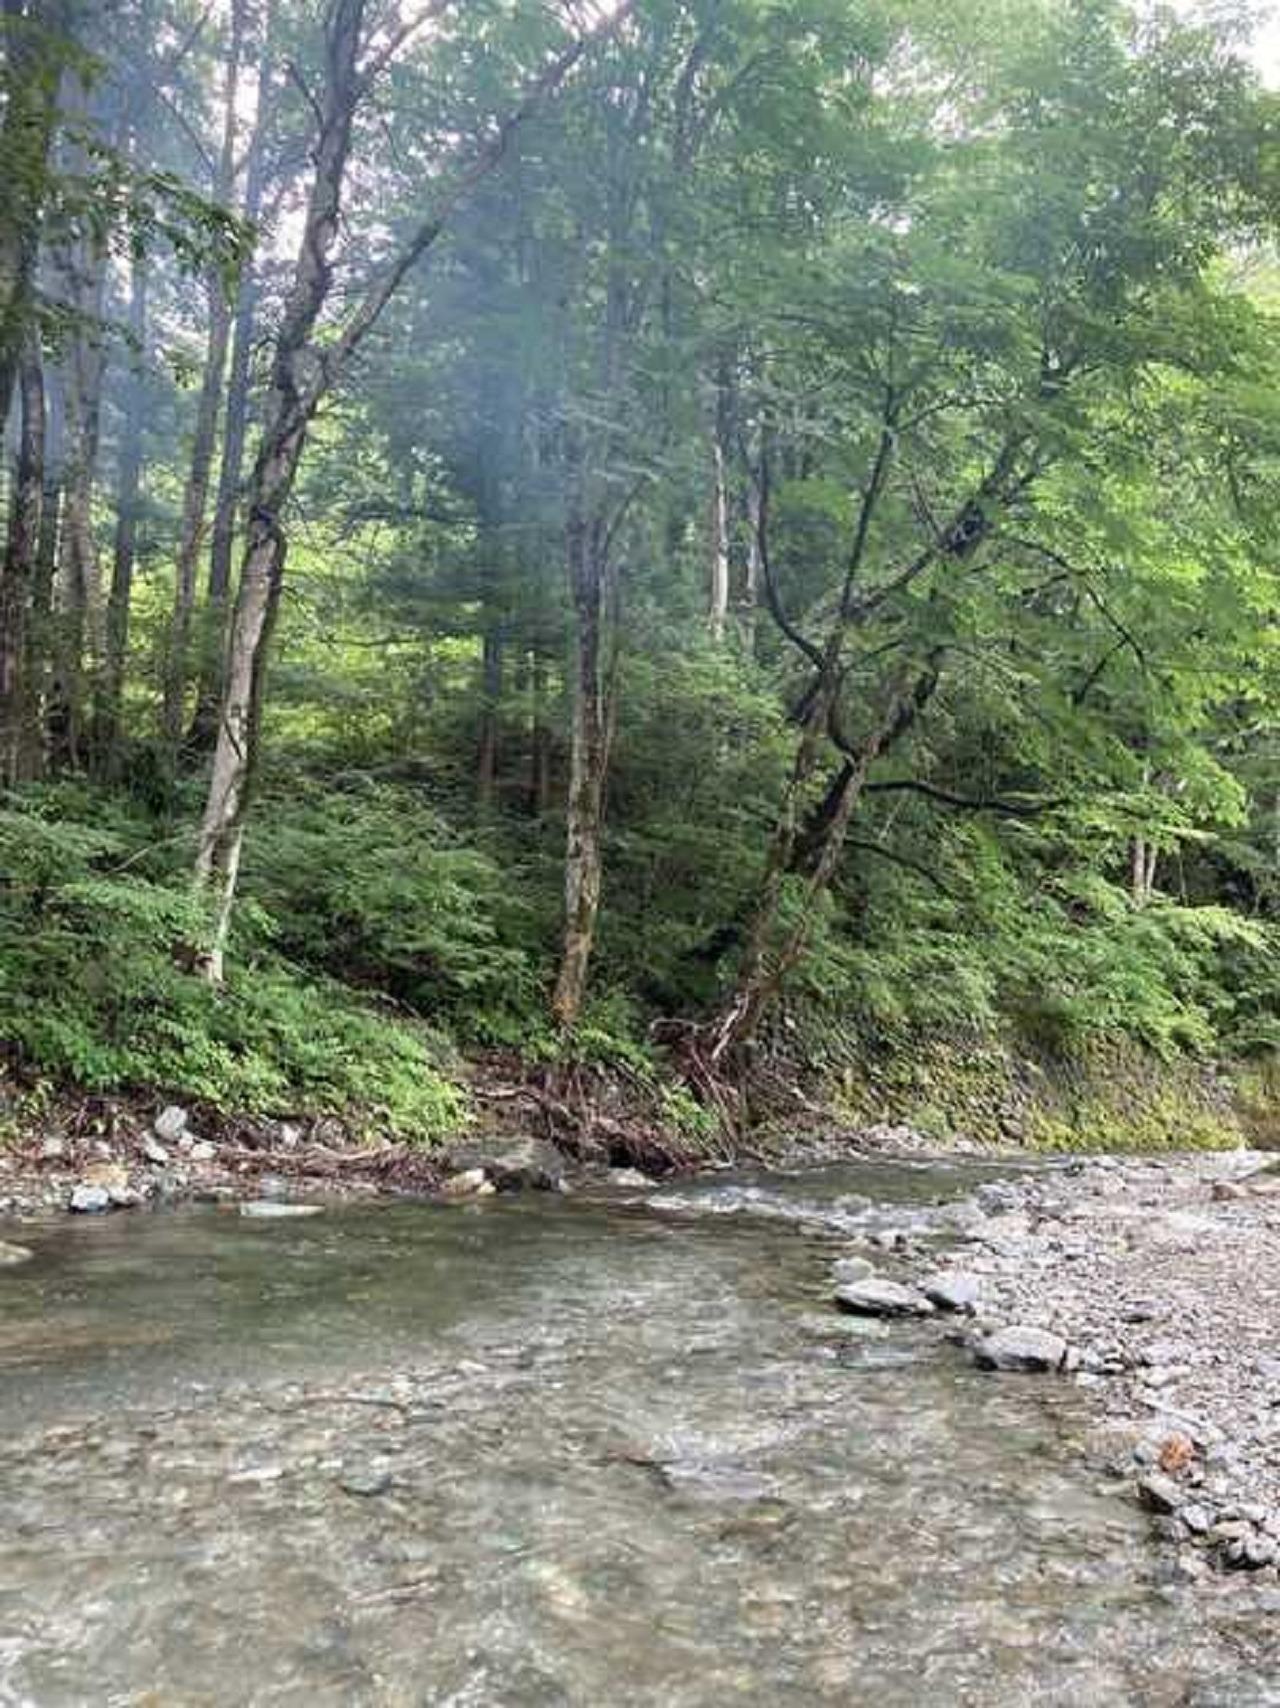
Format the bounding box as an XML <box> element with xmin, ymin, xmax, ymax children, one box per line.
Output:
<box><xmin>855</xmin><ymin>1149</ymin><xmax>1280</xmax><ymax>1582</ymax></box>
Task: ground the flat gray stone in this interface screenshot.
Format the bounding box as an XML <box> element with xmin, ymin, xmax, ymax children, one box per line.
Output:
<box><xmin>238</xmin><ymin>1201</ymin><xmax>323</xmax><ymax>1219</ymax></box>
<box><xmin>1138</xmin><ymin>1473</ymin><xmax>1186</xmax><ymax>1514</ymax></box>
<box><xmin>920</xmin><ymin>1271</ymin><xmax>984</xmax><ymax>1313</ymax></box>
<box><xmin>68</xmin><ymin>1184</ymin><xmax>112</xmax><ymax>1214</ymax></box>
<box><xmin>834</xmin><ymin>1278</ymin><xmax>935</xmax><ymax>1318</ymax></box>
<box><xmin>340</xmin><ymin>1463</ymin><xmax>393</xmax><ymax>1497</ymax></box>
<box><xmin>973</xmin><ymin>1325</ymin><xmax>1069</xmax><ymax>1373</ymax></box>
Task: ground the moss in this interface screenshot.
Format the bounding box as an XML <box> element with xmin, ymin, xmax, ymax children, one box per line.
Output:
<box><xmin>829</xmin><ymin>1031</ymin><xmax>1247</xmax><ymax>1153</ymax></box>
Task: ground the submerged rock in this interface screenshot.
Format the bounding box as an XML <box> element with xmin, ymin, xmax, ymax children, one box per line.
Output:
<box><xmin>0</xmin><ymin>1240</ymin><xmax>33</xmax><ymax>1265</ymax></box>
<box><xmin>831</xmin><ymin>1255</ymin><xmax>876</xmax><ymax>1286</ymax></box>
<box><xmin>834</xmin><ymin>1278</ymin><xmax>935</xmax><ymax>1318</ymax></box>
<box><xmin>238</xmin><ymin>1201</ymin><xmax>324</xmax><ymax>1219</ymax></box>
<box><xmin>340</xmin><ymin>1462</ymin><xmax>393</xmax><ymax>1497</ymax></box>
<box><xmin>973</xmin><ymin>1325</ymin><xmax>1069</xmax><ymax>1373</ymax></box>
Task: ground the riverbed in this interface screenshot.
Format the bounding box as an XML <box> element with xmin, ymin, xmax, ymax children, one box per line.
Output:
<box><xmin>3</xmin><ymin>1159</ymin><xmax>1279</xmax><ymax>1705</ymax></box>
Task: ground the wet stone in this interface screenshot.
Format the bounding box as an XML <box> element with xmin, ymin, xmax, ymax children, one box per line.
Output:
<box><xmin>920</xmin><ymin>1271</ymin><xmax>984</xmax><ymax>1313</ymax></box>
<box><xmin>1138</xmin><ymin>1473</ymin><xmax>1186</xmax><ymax>1515</ymax></box>
<box><xmin>0</xmin><ymin>1241</ymin><xmax>33</xmax><ymax>1266</ymax></box>
<box><xmin>68</xmin><ymin>1184</ymin><xmax>112</xmax><ymax>1214</ymax></box>
<box><xmin>833</xmin><ymin>1278</ymin><xmax>935</xmax><ymax>1319</ymax></box>
<box><xmin>239</xmin><ymin>1201</ymin><xmax>324</xmax><ymax>1220</ymax></box>
<box><xmin>973</xmin><ymin>1326</ymin><xmax>1069</xmax><ymax>1373</ymax></box>
<box><xmin>340</xmin><ymin>1463</ymin><xmax>393</xmax><ymax>1498</ymax></box>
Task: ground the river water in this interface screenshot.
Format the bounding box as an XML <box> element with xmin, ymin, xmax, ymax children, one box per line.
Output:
<box><xmin>2</xmin><ymin>1159</ymin><xmax>1279</xmax><ymax>1706</ymax></box>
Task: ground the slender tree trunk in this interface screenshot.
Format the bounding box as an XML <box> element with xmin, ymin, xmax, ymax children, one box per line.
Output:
<box><xmin>1131</xmin><ymin>837</ymin><xmax>1158</xmax><ymax>907</ymax></box>
<box><xmin>742</xmin><ymin>465</ymin><xmax>761</xmax><ymax>653</ymax></box>
<box><xmin>708</xmin><ymin>432</ymin><xmax>729</xmax><ymax>642</ymax></box>
<box><xmin>190</xmin><ymin>40</ymin><xmax>271</xmax><ymax>752</ymax></box>
<box><xmin>54</xmin><ymin>234</ymin><xmax>108</xmax><ymax>771</ymax></box>
<box><xmin>194</xmin><ymin>0</ymin><xmax>366</xmax><ymax>976</ymax></box>
<box><xmin>162</xmin><ymin>0</ymin><xmax>245</xmax><ymax>765</ymax></box>
<box><xmin>26</xmin><ymin>357</ymin><xmax>61</xmax><ymax>776</ymax></box>
<box><xmin>529</xmin><ymin>646</ymin><xmax>552</xmax><ymax>818</ymax></box>
<box><xmin>707</xmin><ymin>362</ymin><xmax>733</xmax><ymax>641</ymax></box>
<box><xmin>99</xmin><ymin>251</ymin><xmax>148</xmax><ymax>776</ymax></box>
<box><xmin>477</xmin><ymin>621</ymin><xmax>502</xmax><ymax>806</ymax></box>
<box><xmin>552</xmin><ymin>511</ymin><xmax>617</xmax><ymax>1028</ymax></box>
<box><xmin>0</xmin><ymin>0</ymin><xmax>68</xmax><ymax>428</ymax></box>
<box><xmin>0</xmin><ymin>328</ymin><xmax>44</xmax><ymax>783</ymax></box>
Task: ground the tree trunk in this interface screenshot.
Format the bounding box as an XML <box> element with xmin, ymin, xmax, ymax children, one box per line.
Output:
<box><xmin>552</xmin><ymin>512</ymin><xmax>617</xmax><ymax>1028</ymax></box>
<box><xmin>189</xmin><ymin>38</ymin><xmax>271</xmax><ymax>752</ymax></box>
<box><xmin>99</xmin><ymin>250</ymin><xmax>148</xmax><ymax>776</ymax></box>
<box><xmin>708</xmin><ymin>431</ymin><xmax>729</xmax><ymax>642</ymax></box>
<box><xmin>54</xmin><ymin>234</ymin><xmax>108</xmax><ymax>771</ymax></box>
<box><xmin>529</xmin><ymin>646</ymin><xmax>552</xmax><ymax>818</ymax></box>
<box><xmin>162</xmin><ymin>0</ymin><xmax>245</xmax><ymax>766</ymax></box>
<box><xmin>0</xmin><ymin>328</ymin><xmax>44</xmax><ymax>784</ymax></box>
<box><xmin>0</xmin><ymin>0</ymin><xmax>68</xmax><ymax>429</ymax></box>
<box><xmin>26</xmin><ymin>358</ymin><xmax>61</xmax><ymax>777</ymax></box>
<box><xmin>710</xmin><ymin>663</ymin><xmax>938</xmax><ymax>1061</ymax></box>
<box><xmin>477</xmin><ymin>621</ymin><xmax>502</xmax><ymax>807</ymax></box>
<box><xmin>194</xmin><ymin>0</ymin><xmax>367</xmax><ymax>976</ymax></box>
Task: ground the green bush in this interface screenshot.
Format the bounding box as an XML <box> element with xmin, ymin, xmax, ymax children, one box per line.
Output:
<box><xmin>0</xmin><ymin>796</ymin><xmax>463</xmax><ymax>1138</ymax></box>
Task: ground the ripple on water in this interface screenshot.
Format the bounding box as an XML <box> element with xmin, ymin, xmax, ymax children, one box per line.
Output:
<box><xmin>1</xmin><ymin>1165</ymin><xmax>1279</xmax><ymax>1705</ymax></box>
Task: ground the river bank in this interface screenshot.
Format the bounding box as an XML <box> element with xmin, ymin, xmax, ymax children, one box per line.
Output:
<box><xmin>832</xmin><ymin>1148</ymin><xmax>1280</xmax><ymax>1583</ymax></box>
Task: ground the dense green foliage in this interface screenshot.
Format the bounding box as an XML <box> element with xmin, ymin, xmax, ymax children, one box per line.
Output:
<box><xmin>0</xmin><ymin>0</ymin><xmax>1277</xmax><ymax>1140</ymax></box>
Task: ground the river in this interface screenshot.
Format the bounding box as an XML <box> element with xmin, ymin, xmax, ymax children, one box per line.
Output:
<box><xmin>2</xmin><ymin>1159</ymin><xmax>1278</xmax><ymax>1705</ymax></box>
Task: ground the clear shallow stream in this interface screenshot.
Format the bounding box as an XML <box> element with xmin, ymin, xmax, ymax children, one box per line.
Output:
<box><xmin>2</xmin><ymin>1158</ymin><xmax>1279</xmax><ymax>1706</ymax></box>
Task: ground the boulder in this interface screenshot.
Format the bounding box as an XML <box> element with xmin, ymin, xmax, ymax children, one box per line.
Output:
<box><xmin>972</xmin><ymin>1325</ymin><xmax>1069</xmax><ymax>1373</ymax></box>
<box><xmin>153</xmin><ymin>1105</ymin><xmax>189</xmax><ymax>1144</ymax></box>
<box><xmin>446</xmin><ymin>1135</ymin><xmax>565</xmax><ymax>1191</ymax></box>
<box><xmin>834</xmin><ymin>1277</ymin><xmax>935</xmax><ymax>1318</ymax></box>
